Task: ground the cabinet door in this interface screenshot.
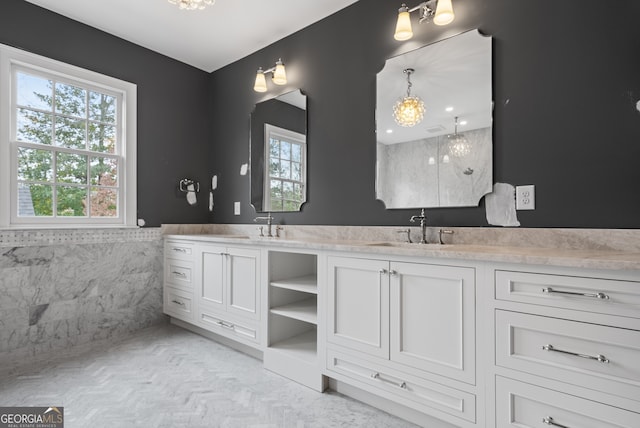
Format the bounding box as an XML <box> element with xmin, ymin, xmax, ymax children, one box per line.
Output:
<box><xmin>198</xmin><ymin>245</ymin><xmax>226</xmax><ymax>312</ymax></box>
<box><xmin>390</xmin><ymin>262</ymin><xmax>475</xmax><ymax>384</ymax></box>
<box><xmin>226</xmin><ymin>247</ymin><xmax>260</xmax><ymax>320</ymax></box>
<box><xmin>327</xmin><ymin>256</ymin><xmax>389</xmax><ymax>358</ymax></box>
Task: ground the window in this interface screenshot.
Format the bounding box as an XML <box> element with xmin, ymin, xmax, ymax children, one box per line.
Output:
<box><xmin>264</xmin><ymin>124</ymin><xmax>306</xmax><ymax>211</ymax></box>
<box><xmin>0</xmin><ymin>44</ymin><xmax>136</xmax><ymax>227</ymax></box>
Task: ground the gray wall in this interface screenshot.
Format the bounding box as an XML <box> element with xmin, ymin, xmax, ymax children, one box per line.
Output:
<box><xmin>209</xmin><ymin>0</ymin><xmax>640</xmax><ymax>228</ymax></box>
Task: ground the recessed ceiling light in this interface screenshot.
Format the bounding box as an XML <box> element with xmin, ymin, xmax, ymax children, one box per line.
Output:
<box><xmin>386</xmin><ymin>129</ymin><xmax>393</xmax><ymax>134</ymax></box>
<box><xmin>445</xmin><ymin>106</ymin><xmax>454</xmax><ymax>112</ymax></box>
<box><xmin>460</xmin><ymin>120</ymin><xmax>467</xmax><ymax>125</ymax></box>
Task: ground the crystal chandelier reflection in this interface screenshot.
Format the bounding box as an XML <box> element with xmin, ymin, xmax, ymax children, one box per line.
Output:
<box><xmin>168</xmin><ymin>0</ymin><xmax>215</xmax><ymax>11</ymax></box>
<box><xmin>393</xmin><ymin>68</ymin><xmax>425</xmax><ymax>127</ymax></box>
<box><xmin>447</xmin><ymin>116</ymin><xmax>470</xmax><ymax>157</ymax></box>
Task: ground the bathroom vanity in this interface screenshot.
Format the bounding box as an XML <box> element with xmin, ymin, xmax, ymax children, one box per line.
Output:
<box><xmin>163</xmin><ymin>229</ymin><xmax>640</xmax><ymax>428</ymax></box>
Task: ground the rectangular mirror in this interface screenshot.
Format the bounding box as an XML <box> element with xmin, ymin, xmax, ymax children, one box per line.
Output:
<box><xmin>250</xmin><ymin>90</ymin><xmax>307</xmax><ymax>212</ymax></box>
<box><xmin>376</xmin><ymin>29</ymin><xmax>493</xmax><ymax>208</ymax></box>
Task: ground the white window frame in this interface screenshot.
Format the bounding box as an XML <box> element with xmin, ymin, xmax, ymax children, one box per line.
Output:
<box><xmin>0</xmin><ymin>44</ymin><xmax>137</xmax><ymax>228</ymax></box>
<box><xmin>263</xmin><ymin>123</ymin><xmax>306</xmax><ymax>212</ymax></box>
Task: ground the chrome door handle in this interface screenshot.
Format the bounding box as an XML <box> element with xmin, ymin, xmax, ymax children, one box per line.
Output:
<box><xmin>542</xmin><ymin>287</ymin><xmax>609</xmax><ymax>300</ymax></box>
<box><xmin>542</xmin><ymin>344</ymin><xmax>609</xmax><ymax>363</ymax></box>
<box><xmin>542</xmin><ymin>416</ymin><xmax>570</xmax><ymax>428</ymax></box>
<box><xmin>379</xmin><ymin>269</ymin><xmax>388</xmax><ymax>275</ymax></box>
<box><xmin>389</xmin><ymin>270</ymin><xmax>398</xmax><ymax>276</ymax></box>
<box><xmin>171</xmin><ymin>300</ymin><xmax>185</xmax><ymax>306</ymax></box>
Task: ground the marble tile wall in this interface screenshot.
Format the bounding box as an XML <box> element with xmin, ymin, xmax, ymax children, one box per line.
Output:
<box><xmin>0</xmin><ymin>228</ymin><xmax>165</xmax><ymax>363</ymax></box>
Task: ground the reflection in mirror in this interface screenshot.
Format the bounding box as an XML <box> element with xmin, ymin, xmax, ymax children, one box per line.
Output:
<box><xmin>250</xmin><ymin>90</ymin><xmax>307</xmax><ymax>212</ymax></box>
<box><xmin>376</xmin><ymin>29</ymin><xmax>492</xmax><ymax>208</ymax></box>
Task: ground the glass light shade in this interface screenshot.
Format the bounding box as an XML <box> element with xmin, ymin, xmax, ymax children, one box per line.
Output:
<box><xmin>272</xmin><ymin>62</ymin><xmax>287</xmax><ymax>85</ymax></box>
<box><xmin>394</xmin><ymin>9</ymin><xmax>413</xmax><ymax>41</ymax></box>
<box><xmin>168</xmin><ymin>0</ymin><xmax>215</xmax><ymax>11</ymax></box>
<box><xmin>254</xmin><ymin>71</ymin><xmax>267</xmax><ymax>92</ymax></box>
<box><xmin>442</xmin><ymin>154</ymin><xmax>450</xmax><ymax>163</ymax></box>
<box><xmin>433</xmin><ymin>0</ymin><xmax>455</xmax><ymax>25</ymax></box>
<box><xmin>447</xmin><ymin>133</ymin><xmax>471</xmax><ymax>157</ymax></box>
<box><xmin>393</xmin><ymin>96</ymin><xmax>425</xmax><ymax>127</ymax></box>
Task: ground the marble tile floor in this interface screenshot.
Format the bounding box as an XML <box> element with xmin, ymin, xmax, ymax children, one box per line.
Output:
<box><xmin>0</xmin><ymin>323</ymin><xmax>419</xmax><ymax>428</ymax></box>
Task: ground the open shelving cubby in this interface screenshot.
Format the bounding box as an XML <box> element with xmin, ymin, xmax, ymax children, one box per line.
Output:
<box><xmin>264</xmin><ymin>250</ymin><xmax>325</xmax><ymax>391</ymax></box>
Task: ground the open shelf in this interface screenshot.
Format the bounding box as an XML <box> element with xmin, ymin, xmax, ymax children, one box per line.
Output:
<box><xmin>270</xmin><ymin>297</ymin><xmax>317</xmax><ymax>324</ymax></box>
<box><xmin>268</xmin><ymin>329</ymin><xmax>317</xmax><ymax>360</ymax></box>
<box><xmin>270</xmin><ymin>274</ymin><xmax>318</xmax><ymax>294</ymax></box>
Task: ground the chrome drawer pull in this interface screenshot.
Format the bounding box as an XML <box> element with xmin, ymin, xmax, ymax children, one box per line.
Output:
<box><xmin>542</xmin><ymin>344</ymin><xmax>610</xmax><ymax>363</ymax></box>
<box><xmin>215</xmin><ymin>321</ymin><xmax>235</xmax><ymax>330</ymax></box>
<box><xmin>171</xmin><ymin>300</ymin><xmax>185</xmax><ymax>306</ymax></box>
<box><xmin>370</xmin><ymin>372</ymin><xmax>407</xmax><ymax>389</ymax></box>
<box><xmin>543</xmin><ymin>416</ymin><xmax>570</xmax><ymax>428</ymax></box>
<box><xmin>172</xmin><ymin>271</ymin><xmax>187</xmax><ymax>277</ymax></box>
<box><xmin>542</xmin><ymin>287</ymin><xmax>609</xmax><ymax>300</ymax></box>
<box><xmin>172</xmin><ymin>247</ymin><xmax>187</xmax><ymax>253</ymax></box>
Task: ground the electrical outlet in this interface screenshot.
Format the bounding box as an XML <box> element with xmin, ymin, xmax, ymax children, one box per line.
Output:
<box><xmin>516</xmin><ymin>185</ymin><xmax>535</xmax><ymax>210</ymax></box>
<box><xmin>234</xmin><ymin>201</ymin><xmax>241</xmax><ymax>215</ymax></box>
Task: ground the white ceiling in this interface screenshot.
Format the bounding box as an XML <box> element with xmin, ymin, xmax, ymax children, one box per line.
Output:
<box><xmin>24</xmin><ymin>0</ymin><xmax>359</xmax><ymax>72</ymax></box>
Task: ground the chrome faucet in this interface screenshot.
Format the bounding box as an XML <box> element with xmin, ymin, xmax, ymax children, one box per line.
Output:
<box><xmin>409</xmin><ymin>208</ymin><xmax>428</xmax><ymax>244</ymax></box>
<box><xmin>254</xmin><ymin>213</ymin><xmax>274</xmax><ymax>237</ymax></box>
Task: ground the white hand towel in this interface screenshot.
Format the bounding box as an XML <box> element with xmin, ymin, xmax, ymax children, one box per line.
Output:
<box><xmin>186</xmin><ymin>183</ymin><xmax>197</xmax><ymax>206</ymax></box>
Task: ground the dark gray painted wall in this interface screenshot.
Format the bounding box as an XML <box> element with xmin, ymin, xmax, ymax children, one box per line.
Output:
<box><xmin>3</xmin><ymin>0</ymin><xmax>640</xmax><ymax>229</ymax></box>
<box><xmin>1</xmin><ymin>0</ymin><xmax>212</xmax><ymax>227</ymax></box>
<box><xmin>209</xmin><ymin>0</ymin><xmax>640</xmax><ymax>228</ymax></box>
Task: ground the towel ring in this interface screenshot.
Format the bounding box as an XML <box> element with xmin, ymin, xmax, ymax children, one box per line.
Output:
<box><xmin>179</xmin><ymin>179</ymin><xmax>200</xmax><ymax>193</ymax></box>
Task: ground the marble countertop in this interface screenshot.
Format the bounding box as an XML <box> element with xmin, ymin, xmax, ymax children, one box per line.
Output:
<box><xmin>164</xmin><ymin>234</ymin><xmax>640</xmax><ymax>271</ymax></box>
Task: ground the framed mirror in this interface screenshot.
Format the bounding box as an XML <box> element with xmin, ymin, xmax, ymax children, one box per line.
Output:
<box><xmin>250</xmin><ymin>90</ymin><xmax>307</xmax><ymax>212</ymax></box>
<box><xmin>376</xmin><ymin>30</ymin><xmax>492</xmax><ymax>208</ymax></box>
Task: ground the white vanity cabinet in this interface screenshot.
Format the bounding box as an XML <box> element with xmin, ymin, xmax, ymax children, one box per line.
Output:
<box><xmin>325</xmin><ymin>255</ymin><xmax>477</xmax><ymax>425</ymax></box>
<box><xmin>490</xmin><ymin>266</ymin><xmax>640</xmax><ymax>427</ymax></box>
<box><xmin>193</xmin><ymin>243</ymin><xmax>261</xmax><ymax>347</ymax></box>
<box><xmin>163</xmin><ymin>240</ymin><xmax>196</xmax><ymax>322</ymax></box>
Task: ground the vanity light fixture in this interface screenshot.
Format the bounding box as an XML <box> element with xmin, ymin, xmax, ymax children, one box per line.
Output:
<box><xmin>393</xmin><ymin>68</ymin><xmax>425</xmax><ymax>127</ymax></box>
<box><xmin>394</xmin><ymin>0</ymin><xmax>455</xmax><ymax>41</ymax></box>
<box><xmin>167</xmin><ymin>0</ymin><xmax>215</xmax><ymax>11</ymax></box>
<box><xmin>253</xmin><ymin>59</ymin><xmax>287</xmax><ymax>92</ymax></box>
<box><xmin>447</xmin><ymin>116</ymin><xmax>471</xmax><ymax>157</ymax></box>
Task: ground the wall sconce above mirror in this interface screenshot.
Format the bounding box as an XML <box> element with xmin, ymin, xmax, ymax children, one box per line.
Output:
<box><xmin>376</xmin><ymin>29</ymin><xmax>493</xmax><ymax>209</ymax></box>
<box><xmin>394</xmin><ymin>0</ymin><xmax>455</xmax><ymax>41</ymax></box>
<box><xmin>254</xmin><ymin>59</ymin><xmax>287</xmax><ymax>92</ymax></box>
<box><xmin>250</xmin><ymin>89</ymin><xmax>307</xmax><ymax>213</ymax></box>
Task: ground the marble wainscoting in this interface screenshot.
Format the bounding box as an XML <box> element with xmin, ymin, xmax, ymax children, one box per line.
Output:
<box><xmin>0</xmin><ymin>228</ymin><xmax>165</xmax><ymax>364</ymax></box>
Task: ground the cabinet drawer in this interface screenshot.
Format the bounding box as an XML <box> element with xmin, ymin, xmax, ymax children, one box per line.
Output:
<box><xmin>164</xmin><ymin>287</ymin><xmax>193</xmax><ymax>321</ymax></box>
<box><xmin>327</xmin><ymin>348</ymin><xmax>476</xmax><ymax>422</ymax></box>
<box><xmin>496</xmin><ymin>376</ymin><xmax>640</xmax><ymax>428</ymax></box>
<box><xmin>496</xmin><ymin>310</ymin><xmax>640</xmax><ymax>401</ymax></box>
<box><xmin>495</xmin><ymin>270</ymin><xmax>640</xmax><ymax>318</ymax></box>
<box><xmin>198</xmin><ymin>309</ymin><xmax>260</xmax><ymax>345</ymax></box>
<box><xmin>165</xmin><ymin>241</ymin><xmax>194</xmax><ymax>260</ymax></box>
<box><xmin>165</xmin><ymin>259</ymin><xmax>194</xmax><ymax>289</ymax></box>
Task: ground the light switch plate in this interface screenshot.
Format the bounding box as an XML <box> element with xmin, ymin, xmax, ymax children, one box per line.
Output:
<box><xmin>516</xmin><ymin>185</ymin><xmax>535</xmax><ymax>210</ymax></box>
<box><xmin>234</xmin><ymin>201</ymin><xmax>241</xmax><ymax>215</ymax></box>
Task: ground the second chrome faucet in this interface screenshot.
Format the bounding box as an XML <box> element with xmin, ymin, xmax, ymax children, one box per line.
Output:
<box><xmin>409</xmin><ymin>208</ymin><xmax>428</xmax><ymax>244</ymax></box>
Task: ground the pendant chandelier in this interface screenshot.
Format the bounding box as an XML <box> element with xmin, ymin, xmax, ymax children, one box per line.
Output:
<box><xmin>168</xmin><ymin>0</ymin><xmax>215</xmax><ymax>11</ymax></box>
<box><xmin>447</xmin><ymin>116</ymin><xmax>470</xmax><ymax>157</ymax></box>
<box><xmin>393</xmin><ymin>68</ymin><xmax>425</xmax><ymax>127</ymax></box>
